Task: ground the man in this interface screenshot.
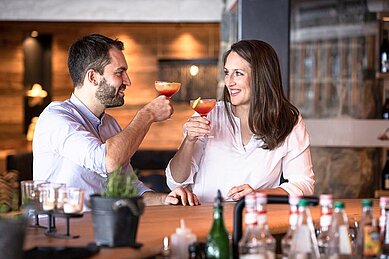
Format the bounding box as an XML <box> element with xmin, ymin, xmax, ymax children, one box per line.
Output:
<box><xmin>33</xmin><ymin>34</ymin><xmax>199</xmax><ymax>206</ymax></box>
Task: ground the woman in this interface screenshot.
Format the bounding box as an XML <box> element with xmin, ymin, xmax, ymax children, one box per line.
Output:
<box><xmin>166</xmin><ymin>40</ymin><xmax>314</xmax><ymax>203</ymax></box>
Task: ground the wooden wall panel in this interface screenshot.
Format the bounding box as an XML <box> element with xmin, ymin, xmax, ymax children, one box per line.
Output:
<box><xmin>0</xmin><ymin>22</ymin><xmax>219</xmax><ymax>148</ymax></box>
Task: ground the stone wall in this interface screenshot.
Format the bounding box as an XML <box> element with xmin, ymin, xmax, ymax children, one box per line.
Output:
<box><xmin>312</xmin><ymin>147</ymin><xmax>381</xmax><ymax>198</ymax></box>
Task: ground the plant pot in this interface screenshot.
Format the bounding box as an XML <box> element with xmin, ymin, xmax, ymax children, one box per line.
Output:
<box><xmin>0</xmin><ymin>216</ymin><xmax>27</xmax><ymax>259</ymax></box>
<box><xmin>89</xmin><ymin>194</ymin><xmax>145</xmax><ymax>248</ymax></box>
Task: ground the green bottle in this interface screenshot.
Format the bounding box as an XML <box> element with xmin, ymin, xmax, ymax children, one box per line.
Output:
<box><xmin>206</xmin><ymin>190</ymin><xmax>230</xmax><ymax>259</ymax></box>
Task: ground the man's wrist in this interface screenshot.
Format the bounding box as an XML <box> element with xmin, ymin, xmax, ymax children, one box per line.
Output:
<box><xmin>136</xmin><ymin>108</ymin><xmax>155</xmax><ymax>124</ymax></box>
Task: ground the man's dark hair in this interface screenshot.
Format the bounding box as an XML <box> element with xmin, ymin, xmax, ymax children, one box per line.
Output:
<box><xmin>68</xmin><ymin>34</ymin><xmax>124</xmax><ymax>88</ymax></box>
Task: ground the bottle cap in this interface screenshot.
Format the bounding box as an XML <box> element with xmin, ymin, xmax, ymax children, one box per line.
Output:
<box><xmin>380</xmin><ymin>196</ymin><xmax>389</xmax><ymax>207</ymax></box>
<box><xmin>298</xmin><ymin>199</ymin><xmax>309</xmax><ymax>207</ymax></box>
<box><xmin>362</xmin><ymin>199</ymin><xmax>373</xmax><ymax>207</ymax></box>
<box><xmin>288</xmin><ymin>195</ymin><xmax>300</xmax><ymax>206</ymax></box>
<box><xmin>319</xmin><ymin>194</ymin><xmax>333</xmax><ymax>206</ymax></box>
<box><xmin>176</xmin><ymin>218</ymin><xmax>191</xmax><ymax>235</ymax></box>
<box><xmin>255</xmin><ymin>192</ymin><xmax>267</xmax><ymax>204</ymax></box>
<box><xmin>214</xmin><ymin>189</ymin><xmax>223</xmax><ymax>207</ymax></box>
<box><xmin>334</xmin><ymin>201</ymin><xmax>345</xmax><ymax>209</ymax></box>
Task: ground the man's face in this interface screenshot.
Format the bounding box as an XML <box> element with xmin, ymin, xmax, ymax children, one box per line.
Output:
<box><xmin>95</xmin><ymin>48</ymin><xmax>131</xmax><ymax>108</ymax></box>
<box><xmin>95</xmin><ymin>77</ymin><xmax>126</xmax><ymax>108</ymax></box>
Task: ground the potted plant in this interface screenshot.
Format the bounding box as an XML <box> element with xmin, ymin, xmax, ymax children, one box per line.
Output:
<box><xmin>90</xmin><ymin>168</ymin><xmax>145</xmax><ymax>248</ymax></box>
<box><xmin>0</xmin><ymin>170</ymin><xmax>27</xmax><ymax>259</ymax></box>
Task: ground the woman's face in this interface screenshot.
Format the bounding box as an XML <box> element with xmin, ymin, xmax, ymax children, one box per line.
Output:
<box><xmin>224</xmin><ymin>51</ymin><xmax>252</xmax><ymax>107</ymax></box>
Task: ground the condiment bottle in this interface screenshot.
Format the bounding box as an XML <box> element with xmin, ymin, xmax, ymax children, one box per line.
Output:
<box><xmin>171</xmin><ymin>218</ymin><xmax>197</xmax><ymax>259</ymax></box>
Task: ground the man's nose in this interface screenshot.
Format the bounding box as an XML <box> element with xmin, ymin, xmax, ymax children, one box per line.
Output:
<box><xmin>123</xmin><ymin>72</ymin><xmax>131</xmax><ymax>86</ymax></box>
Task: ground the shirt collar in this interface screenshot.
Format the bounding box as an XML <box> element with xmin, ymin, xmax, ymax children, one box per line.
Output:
<box><xmin>69</xmin><ymin>93</ymin><xmax>105</xmax><ymax>128</ymax></box>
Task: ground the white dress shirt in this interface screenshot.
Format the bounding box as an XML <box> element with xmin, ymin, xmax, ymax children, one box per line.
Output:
<box><xmin>166</xmin><ymin>101</ymin><xmax>315</xmax><ymax>203</ymax></box>
<box><xmin>33</xmin><ymin>94</ymin><xmax>151</xmax><ymax>201</ymax></box>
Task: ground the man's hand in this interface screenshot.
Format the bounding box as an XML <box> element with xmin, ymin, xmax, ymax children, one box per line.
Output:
<box><xmin>164</xmin><ymin>187</ymin><xmax>200</xmax><ymax>206</ymax></box>
<box><xmin>226</xmin><ymin>184</ymin><xmax>254</xmax><ymax>201</ymax></box>
<box><xmin>143</xmin><ymin>95</ymin><xmax>173</xmax><ymax>122</ymax></box>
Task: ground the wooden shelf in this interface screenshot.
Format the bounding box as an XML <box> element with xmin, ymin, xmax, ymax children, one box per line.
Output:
<box><xmin>375</xmin><ymin>189</ymin><xmax>389</xmax><ymax>198</ymax></box>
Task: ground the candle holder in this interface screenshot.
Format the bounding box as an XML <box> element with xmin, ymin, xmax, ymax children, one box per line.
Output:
<box><xmin>21</xmin><ymin>182</ymin><xmax>85</xmax><ymax>239</ymax></box>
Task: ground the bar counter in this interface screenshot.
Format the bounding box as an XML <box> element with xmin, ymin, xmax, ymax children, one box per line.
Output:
<box><xmin>24</xmin><ymin>199</ymin><xmax>378</xmax><ymax>258</ymax></box>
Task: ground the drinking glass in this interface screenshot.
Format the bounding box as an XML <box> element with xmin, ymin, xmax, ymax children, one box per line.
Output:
<box><xmin>190</xmin><ymin>98</ymin><xmax>217</xmax><ymax>138</ymax></box>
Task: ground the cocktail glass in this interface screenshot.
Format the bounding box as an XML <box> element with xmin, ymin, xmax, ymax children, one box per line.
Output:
<box><xmin>190</xmin><ymin>98</ymin><xmax>217</xmax><ymax>138</ymax></box>
<box><xmin>155</xmin><ymin>81</ymin><xmax>181</xmax><ymax>120</ymax></box>
<box><xmin>154</xmin><ymin>81</ymin><xmax>181</xmax><ymax>98</ymax></box>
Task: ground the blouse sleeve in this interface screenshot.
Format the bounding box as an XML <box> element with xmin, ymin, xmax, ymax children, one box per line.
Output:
<box><xmin>278</xmin><ymin>116</ymin><xmax>315</xmax><ymax>196</ymax></box>
<box><xmin>165</xmin><ymin>121</ymin><xmax>207</xmax><ymax>190</ymax></box>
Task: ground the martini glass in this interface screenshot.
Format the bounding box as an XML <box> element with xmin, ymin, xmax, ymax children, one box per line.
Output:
<box><xmin>154</xmin><ymin>81</ymin><xmax>181</xmax><ymax>98</ymax></box>
<box><xmin>190</xmin><ymin>98</ymin><xmax>216</xmax><ymax>138</ymax></box>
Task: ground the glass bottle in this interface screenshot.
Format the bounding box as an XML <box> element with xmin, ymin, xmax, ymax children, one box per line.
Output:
<box><xmin>206</xmin><ymin>190</ymin><xmax>230</xmax><ymax>259</ymax></box>
<box><xmin>379</xmin><ymin>197</ymin><xmax>389</xmax><ymax>259</ymax></box>
<box><xmin>289</xmin><ymin>199</ymin><xmax>320</xmax><ymax>259</ymax></box>
<box><xmin>326</xmin><ymin>201</ymin><xmax>352</xmax><ymax>258</ymax></box>
<box><xmin>317</xmin><ymin>194</ymin><xmax>333</xmax><ymax>257</ymax></box>
<box><xmin>381</xmin><ymin>30</ymin><xmax>389</xmax><ymax>73</ymax></box>
<box><xmin>382</xmin><ymin>89</ymin><xmax>389</xmax><ymax>120</ymax></box>
<box><xmin>382</xmin><ymin>151</ymin><xmax>389</xmax><ymax>190</ymax></box>
<box><xmin>356</xmin><ymin>199</ymin><xmax>381</xmax><ymax>258</ymax></box>
<box><xmin>281</xmin><ymin>195</ymin><xmax>300</xmax><ymax>259</ymax></box>
<box><xmin>255</xmin><ymin>192</ymin><xmax>276</xmax><ymax>259</ymax></box>
<box><xmin>239</xmin><ymin>193</ymin><xmax>261</xmax><ymax>258</ymax></box>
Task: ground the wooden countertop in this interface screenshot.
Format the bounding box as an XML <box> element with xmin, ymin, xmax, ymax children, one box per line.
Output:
<box><xmin>23</xmin><ymin>199</ymin><xmax>378</xmax><ymax>259</ymax></box>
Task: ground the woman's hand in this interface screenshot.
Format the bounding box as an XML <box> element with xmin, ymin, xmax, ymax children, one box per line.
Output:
<box><xmin>227</xmin><ymin>184</ymin><xmax>254</xmax><ymax>201</ymax></box>
<box><xmin>184</xmin><ymin>116</ymin><xmax>211</xmax><ymax>141</ymax></box>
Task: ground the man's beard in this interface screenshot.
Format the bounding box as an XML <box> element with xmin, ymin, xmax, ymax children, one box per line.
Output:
<box><xmin>95</xmin><ymin>78</ymin><xmax>125</xmax><ymax>108</ymax></box>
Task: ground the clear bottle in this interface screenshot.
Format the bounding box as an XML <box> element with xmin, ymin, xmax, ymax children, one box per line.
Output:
<box><xmin>356</xmin><ymin>199</ymin><xmax>381</xmax><ymax>258</ymax></box>
<box><xmin>255</xmin><ymin>192</ymin><xmax>276</xmax><ymax>259</ymax></box>
<box><xmin>170</xmin><ymin>218</ymin><xmax>197</xmax><ymax>259</ymax></box>
<box><xmin>379</xmin><ymin>197</ymin><xmax>389</xmax><ymax>259</ymax></box>
<box><xmin>382</xmin><ymin>90</ymin><xmax>389</xmax><ymax>120</ymax></box>
<box><xmin>326</xmin><ymin>201</ymin><xmax>352</xmax><ymax>258</ymax></box>
<box><xmin>289</xmin><ymin>199</ymin><xmax>320</xmax><ymax>259</ymax></box>
<box><xmin>381</xmin><ymin>29</ymin><xmax>389</xmax><ymax>73</ymax></box>
<box><xmin>239</xmin><ymin>193</ymin><xmax>261</xmax><ymax>258</ymax></box>
<box><xmin>281</xmin><ymin>195</ymin><xmax>300</xmax><ymax>259</ymax></box>
<box><xmin>205</xmin><ymin>190</ymin><xmax>230</xmax><ymax>259</ymax></box>
<box><xmin>317</xmin><ymin>194</ymin><xmax>333</xmax><ymax>257</ymax></box>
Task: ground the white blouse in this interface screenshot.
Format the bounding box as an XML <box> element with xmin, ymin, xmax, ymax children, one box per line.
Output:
<box><xmin>165</xmin><ymin>101</ymin><xmax>315</xmax><ymax>203</ymax></box>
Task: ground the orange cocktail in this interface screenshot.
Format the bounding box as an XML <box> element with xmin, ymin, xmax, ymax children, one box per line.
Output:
<box><xmin>155</xmin><ymin>81</ymin><xmax>181</xmax><ymax>98</ymax></box>
<box><xmin>190</xmin><ymin>98</ymin><xmax>216</xmax><ymax>117</ymax></box>
<box><xmin>190</xmin><ymin>98</ymin><xmax>216</xmax><ymax>138</ymax></box>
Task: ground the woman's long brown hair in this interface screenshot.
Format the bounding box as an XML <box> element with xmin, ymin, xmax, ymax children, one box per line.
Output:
<box><xmin>222</xmin><ymin>40</ymin><xmax>299</xmax><ymax>150</ymax></box>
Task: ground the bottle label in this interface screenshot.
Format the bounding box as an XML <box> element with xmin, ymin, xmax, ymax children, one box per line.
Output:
<box><xmin>292</xmin><ymin>225</ymin><xmax>311</xmax><ymax>253</ymax></box>
<box><xmin>289</xmin><ymin>213</ymin><xmax>298</xmax><ymax>226</ymax></box>
<box><xmin>257</xmin><ymin>213</ymin><xmax>267</xmax><ymax>225</ymax></box>
<box><xmin>320</xmin><ymin>214</ymin><xmax>332</xmax><ymax>228</ymax></box>
<box><xmin>363</xmin><ymin>225</ymin><xmax>380</xmax><ymax>256</ymax></box>
<box><xmin>338</xmin><ymin>225</ymin><xmax>352</xmax><ymax>254</ymax></box>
